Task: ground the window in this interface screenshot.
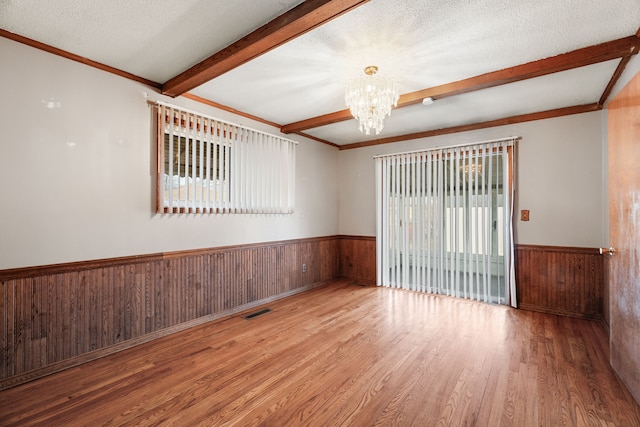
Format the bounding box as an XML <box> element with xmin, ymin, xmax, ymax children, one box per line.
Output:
<box><xmin>155</xmin><ymin>102</ymin><xmax>296</xmax><ymax>214</ymax></box>
<box><xmin>163</xmin><ymin>133</ymin><xmax>231</xmax><ymax>211</ymax></box>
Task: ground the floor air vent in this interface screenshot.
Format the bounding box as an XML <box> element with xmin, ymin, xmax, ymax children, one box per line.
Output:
<box><xmin>244</xmin><ymin>308</ymin><xmax>272</xmax><ymax>319</ymax></box>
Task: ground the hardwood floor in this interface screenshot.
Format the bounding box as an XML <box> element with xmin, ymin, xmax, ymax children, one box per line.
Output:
<box><xmin>0</xmin><ymin>279</ymin><xmax>638</xmax><ymax>426</ymax></box>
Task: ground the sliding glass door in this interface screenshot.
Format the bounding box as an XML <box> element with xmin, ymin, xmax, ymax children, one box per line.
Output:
<box><xmin>376</xmin><ymin>138</ymin><xmax>517</xmax><ymax>306</ymax></box>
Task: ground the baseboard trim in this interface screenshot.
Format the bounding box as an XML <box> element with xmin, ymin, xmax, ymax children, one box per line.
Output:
<box><xmin>519</xmin><ymin>303</ymin><xmax>602</xmax><ymax>321</ymax></box>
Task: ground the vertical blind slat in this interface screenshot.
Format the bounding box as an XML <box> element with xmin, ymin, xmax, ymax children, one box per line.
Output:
<box><xmin>167</xmin><ymin>107</ymin><xmax>174</xmax><ymax>212</ymax></box>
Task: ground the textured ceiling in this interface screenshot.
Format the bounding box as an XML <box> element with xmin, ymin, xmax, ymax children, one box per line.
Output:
<box><xmin>0</xmin><ymin>0</ymin><xmax>304</xmax><ymax>82</ymax></box>
<box><xmin>305</xmin><ymin>60</ymin><xmax>621</xmax><ymax>145</ymax></box>
<box><xmin>1</xmin><ymin>0</ymin><xmax>639</xmax><ymax>146</ymax></box>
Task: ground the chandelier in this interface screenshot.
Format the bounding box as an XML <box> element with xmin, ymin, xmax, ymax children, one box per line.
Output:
<box><xmin>345</xmin><ymin>66</ymin><xmax>399</xmax><ymax>135</ymax></box>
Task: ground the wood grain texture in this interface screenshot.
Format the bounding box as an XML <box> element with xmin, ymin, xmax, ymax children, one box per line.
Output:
<box><xmin>338</xmin><ymin>235</ymin><xmax>376</xmax><ymax>285</ymax></box>
<box><xmin>1</xmin><ymin>239</ymin><xmax>611</xmax><ymax>392</ymax></box>
<box><xmin>0</xmin><ymin>237</ymin><xmax>339</xmax><ymax>389</ymax></box>
<box><xmin>516</xmin><ymin>245</ymin><xmax>604</xmax><ymax>320</ymax></box>
<box><xmin>0</xmin><ymin>280</ymin><xmax>638</xmax><ymax>426</ymax></box>
<box><xmin>607</xmin><ymin>69</ymin><xmax>640</xmax><ymax>404</ymax></box>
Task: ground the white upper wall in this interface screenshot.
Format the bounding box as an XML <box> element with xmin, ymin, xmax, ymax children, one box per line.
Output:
<box><xmin>3</xmin><ymin>33</ymin><xmax>630</xmax><ymax>269</ymax></box>
<box><xmin>0</xmin><ymin>37</ymin><xmax>339</xmax><ymax>269</ymax></box>
<box><xmin>338</xmin><ymin>111</ymin><xmax>605</xmax><ymax>248</ymax></box>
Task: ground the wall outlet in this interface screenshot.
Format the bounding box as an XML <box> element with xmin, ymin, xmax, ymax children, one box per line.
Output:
<box><xmin>302</xmin><ymin>263</ymin><xmax>307</xmax><ymax>273</ymax></box>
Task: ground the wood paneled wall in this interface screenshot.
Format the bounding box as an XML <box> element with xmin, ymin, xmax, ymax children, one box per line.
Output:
<box><xmin>337</xmin><ymin>238</ymin><xmax>605</xmax><ymax>320</ymax></box>
<box><xmin>0</xmin><ymin>237</ymin><xmax>606</xmax><ymax>389</ymax></box>
<box><xmin>0</xmin><ymin>237</ymin><xmax>339</xmax><ymax>390</ymax></box>
<box><xmin>337</xmin><ymin>239</ymin><xmax>606</xmax><ymax>321</ymax></box>
<box><xmin>338</xmin><ymin>235</ymin><xmax>376</xmax><ymax>285</ymax></box>
<box><xmin>516</xmin><ymin>245</ymin><xmax>604</xmax><ymax>320</ymax></box>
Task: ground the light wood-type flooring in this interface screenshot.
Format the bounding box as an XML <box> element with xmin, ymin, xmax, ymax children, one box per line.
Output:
<box><xmin>1</xmin><ymin>279</ymin><xmax>639</xmax><ymax>426</ymax></box>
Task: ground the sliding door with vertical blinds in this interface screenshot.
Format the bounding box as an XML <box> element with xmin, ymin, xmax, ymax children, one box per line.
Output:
<box><xmin>375</xmin><ymin>138</ymin><xmax>517</xmax><ymax>306</ymax></box>
<box><xmin>155</xmin><ymin>102</ymin><xmax>296</xmax><ymax>214</ymax></box>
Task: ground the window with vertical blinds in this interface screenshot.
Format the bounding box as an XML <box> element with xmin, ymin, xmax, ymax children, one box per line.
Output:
<box><xmin>155</xmin><ymin>102</ymin><xmax>296</xmax><ymax>214</ymax></box>
<box><xmin>375</xmin><ymin>137</ymin><xmax>518</xmax><ymax>307</ymax></box>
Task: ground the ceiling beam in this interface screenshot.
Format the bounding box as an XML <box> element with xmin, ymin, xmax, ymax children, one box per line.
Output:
<box><xmin>162</xmin><ymin>0</ymin><xmax>370</xmax><ymax>97</ymax></box>
<box><xmin>281</xmin><ymin>34</ymin><xmax>640</xmax><ymax>134</ymax></box>
<box><xmin>599</xmin><ymin>27</ymin><xmax>640</xmax><ymax>106</ymax></box>
<box><xmin>599</xmin><ymin>56</ymin><xmax>632</xmax><ymax>106</ymax></box>
<box><xmin>339</xmin><ymin>103</ymin><xmax>602</xmax><ymax>150</ymax></box>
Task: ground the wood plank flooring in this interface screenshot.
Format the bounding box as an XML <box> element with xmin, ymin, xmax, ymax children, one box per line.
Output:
<box><xmin>0</xmin><ymin>279</ymin><xmax>638</xmax><ymax>426</ymax></box>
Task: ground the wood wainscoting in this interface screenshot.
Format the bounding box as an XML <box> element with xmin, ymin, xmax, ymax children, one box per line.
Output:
<box><xmin>516</xmin><ymin>245</ymin><xmax>604</xmax><ymax>320</ymax></box>
<box><xmin>336</xmin><ymin>238</ymin><xmax>605</xmax><ymax>320</ymax></box>
<box><xmin>0</xmin><ymin>236</ymin><xmax>339</xmax><ymax>390</ymax></box>
<box><xmin>0</xmin><ymin>238</ymin><xmax>606</xmax><ymax>390</ymax></box>
<box><xmin>338</xmin><ymin>235</ymin><xmax>376</xmax><ymax>285</ymax></box>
